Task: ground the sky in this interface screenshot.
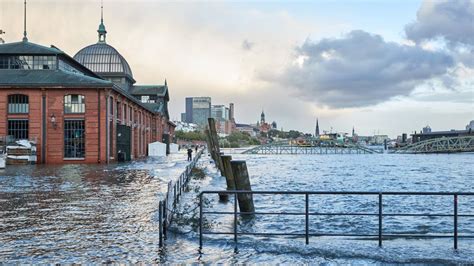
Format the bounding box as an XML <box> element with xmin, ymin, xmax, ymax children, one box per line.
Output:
<box><xmin>0</xmin><ymin>0</ymin><xmax>473</xmax><ymax>137</ymax></box>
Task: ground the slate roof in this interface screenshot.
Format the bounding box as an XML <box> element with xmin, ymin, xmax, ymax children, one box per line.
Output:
<box><xmin>0</xmin><ymin>41</ymin><xmax>170</xmax><ymax>117</ymax></box>
<box><xmin>0</xmin><ymin>70</ymin><xmax>113</xmax><ymax>88</ymax></box>
<box><xmin>0</xmin><ymin>41</ymin><xmax>63</xmax><ymax>55</ymax></box>
<box><xmin>130</xmin><ymin>85</ymin><xmax>169</xmax><ymax>101</ymax></box>
<box><xmin>130</xmin><ymin>85</ymin><xmax>167</xmax><ymax>95</ymax></box>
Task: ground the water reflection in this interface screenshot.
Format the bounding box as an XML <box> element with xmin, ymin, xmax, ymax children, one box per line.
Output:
<box><xmin>0</xmin><ymin>154</ymin><xmax>190</xmax><ymax>263</ymax></box>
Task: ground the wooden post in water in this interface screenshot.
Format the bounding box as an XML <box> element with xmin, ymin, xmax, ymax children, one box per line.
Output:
<box><xmin>207</xmin><ymin>118</ymin><xmax>224</xmax><ymax>175</ymax></box>
<box><xmin>230</xmin><ymin>160</ymin><xmax>255</xmax><ymax>214</ymax></box>
<box><xmin>204</xmin><ymin>129</ymin><xmax>215</xmax><ymax>161</ymax></box>
<box><xmin>218</xmin><ymin>155</ymin><xmax>236</xmax><ymax>202</ymax></box>
<box><xmin>221</xmin><ymin>155</ymin><xmax>236</xmax><ymax>190</ymax></box>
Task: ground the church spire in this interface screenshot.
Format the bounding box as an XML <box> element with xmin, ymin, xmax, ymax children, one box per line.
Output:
<box><xmin>97</xmin><ymin>0</ymin><xmax>107</xmax><ymax>43</ymax></box>
<box><xmin>22</xmin><ymin>0</ymin><xmax>28</xmax><ymax>42</ymax></box>
<box><xmin>315</xmin><ymin>118</ymin><xmax>320</xmax><ymax>137</ymax></box>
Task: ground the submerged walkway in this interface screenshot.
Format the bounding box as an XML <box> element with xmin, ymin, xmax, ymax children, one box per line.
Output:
<box><xmin>0</xmin><ymin>151</ymin><xmax>204</xmax><ymax>264</ymax></box>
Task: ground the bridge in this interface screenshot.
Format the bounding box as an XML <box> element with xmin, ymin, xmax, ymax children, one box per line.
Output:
<box><xmin>242</xmin><ymin>142</ymin><xmax>381</xmax><ymax>155</ymax></box>
<box><xmin>394</xmin><ymin>136</ymin><xmax>474</xmax><ymax>154</ymax></box>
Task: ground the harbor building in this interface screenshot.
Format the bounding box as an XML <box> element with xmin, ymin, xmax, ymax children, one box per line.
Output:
<box><xmin>211</xmin><ymin>104</ymin><xmax>235</xmax><ymax>135</ymax></box>
<box><xmin>0</xmin><ymin>5</ymin><xmax>174</xmax><ymax>164</ymax></box>
<box><xmin>184</xmin><ymin>97</ymin><xmax>211</xmax><ymax>127</ymax></box>
<box><xmin>411</xmin><ymin>127</ymin><xmax>473</xmax><ymax>143</ymax></box>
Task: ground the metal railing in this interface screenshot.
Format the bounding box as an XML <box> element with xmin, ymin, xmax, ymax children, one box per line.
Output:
<box><xmin>199</xmin><ymin>191</ymin><xmax>474</xmax><ymax>250</ymax></box>
<box><xmin>158</xmin><ymin>148</ymin><xmax>204</xmax><ymax>247</ymax></box>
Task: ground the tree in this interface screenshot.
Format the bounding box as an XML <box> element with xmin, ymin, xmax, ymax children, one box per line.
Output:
<box><xmin>175</xmin><ymin>130</ymin><xmax>206</xmax><ymax>141</ymax></box>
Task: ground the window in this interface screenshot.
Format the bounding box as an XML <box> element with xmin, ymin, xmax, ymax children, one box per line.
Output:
<box><xmin>0</xmin><ymin>56</ymin><xmax>8</xmax><ymax>69</ymax></box>
<box><xmin>116</xmin><ymin>101</ymin><xmax>120</xmax><ymax>121</ymax></box>
<box><xmin>141</xmin><ymin>96</ymin><xmax>150</xmax><ymax>103</ymax></box>
<box><xmin>123</xmin><ymin>104</ymin><xmax>127</xmax><ymax>122</ymax></box>
<box><xmin>33</xmin><ymin>56</ymin><xmax>56</xmax><ymax>70</ymax></box>
<box><xmin>0</xmin><ymin>55</ymin><xmax>57</xmax><ymax>70</ymax></box>
<box><xmin>8</xmin><ymin>119</ymin><xmax>29</xmax><ymax>140</ymax></box>
<box><xmin>8</xmin><ymin>94</ymin><xmax>29</xmax><ymax>113</ymax></box>
<box><xmin>64</xmin><ymin>95</ymin><xmax>85</xmax><ymax>113</ymax></box>
<box><xmin>109</xmin><ymin>97</ymin><xmax>114</xmax><ymax>115</ymax></box>
<box><xmin>64</xmin><ymin>120</ymin><xmax>85</xmax><ymax>158</ymax></box>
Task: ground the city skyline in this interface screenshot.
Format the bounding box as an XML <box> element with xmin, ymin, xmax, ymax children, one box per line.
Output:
<box><xmin>1</xmin><ymin>0</ymin><xmax>472</xmax><ymax>137</ymax></box>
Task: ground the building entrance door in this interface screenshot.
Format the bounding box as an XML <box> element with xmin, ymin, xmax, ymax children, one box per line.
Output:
<box><xmin>117</xmin><ymin>124</ymin><xmax>131</xmax><ymax>161</ymax></box>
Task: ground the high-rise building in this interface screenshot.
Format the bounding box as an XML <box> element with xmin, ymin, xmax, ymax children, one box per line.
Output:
<box><xmin>211</xmin><ymin>105</ymin><xmax>230</xmax><ymax>121</ymax></box>
<box><xmin>229</xmin><ymin>103</ymin><xmax>235</xmax><ymax>121</ymax></box>
<box><xmin>185</xmin><ymin>97</ymin><xmax>211</xmax><ymax>126</ymax></box>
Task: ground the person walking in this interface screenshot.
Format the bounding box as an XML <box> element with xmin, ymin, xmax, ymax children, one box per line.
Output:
<box><xmin>195</xmin><ymin>145</ymin><xmax>198</xmax><ymax>153</ymax></box>
<box><xmin>187</xmin><ymin>148</ymin><xmax>193</xmax><ymax>161</ymax></box>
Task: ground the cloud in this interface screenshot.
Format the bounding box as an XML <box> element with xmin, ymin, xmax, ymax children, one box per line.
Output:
<box><xmin>405</xmin><ymin>0</ymin><xmax>474</xmax><ymax>46</ymax></box>
<box><xmin>272</xmin><ymin>30</ymin><xmax>454</xmax><ymax>108</ymax></box>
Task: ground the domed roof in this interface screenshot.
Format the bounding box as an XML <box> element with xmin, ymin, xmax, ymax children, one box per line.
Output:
<box><xmin>73</xmin><ymin>43</ymin><xmax>133</xmax><ymax>79</ymax></box>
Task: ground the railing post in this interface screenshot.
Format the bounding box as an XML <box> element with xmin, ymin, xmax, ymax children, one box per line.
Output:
<box><xmin>305</xmin><ymin>193</ymin><xmax>309</xmax><ymax>245</ymax></box>
<box><xmin>378</xmin><ymin>193</ymin><xmax>383</xmax><ymax>247</ymax></box>
<box><xmin>159</xmin><ymin>201</ymin><xmax>163</xmax><ymax>247</ymax></box>
<box><xmin>234</xmin><ymin>192</ymin><xmax>238</xmax><ymax>250</ymax></box>
<box><xmin>199</xmin><ymin>193</ymin><xmax>203</xmax><ymax>249</ymax></box>
<box><xmin>454</xmin><ymin>194</ymin><xmax>458</xmax><ymax>250</ymax></box>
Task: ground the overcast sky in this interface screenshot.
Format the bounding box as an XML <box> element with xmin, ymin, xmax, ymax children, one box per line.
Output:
<box><xmin>1</xmin><ymin>0</ymin><xmax>473</xmax><ymax>137</ymax></box>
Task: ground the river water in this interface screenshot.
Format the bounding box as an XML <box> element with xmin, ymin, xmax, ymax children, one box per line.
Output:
<box><xmin>1</xmin><ymin>152</ymin><xmax>473</xmax><ymax>263</ymax></box>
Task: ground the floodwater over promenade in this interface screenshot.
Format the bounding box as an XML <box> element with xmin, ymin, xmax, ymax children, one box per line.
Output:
<box><xmin>1</xmin><ymin>153</ymin><xmax>474</xmax><ymax>263</ymax></box>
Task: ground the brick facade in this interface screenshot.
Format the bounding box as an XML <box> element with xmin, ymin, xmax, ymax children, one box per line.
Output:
<box><xmin>0</xmin><ymin>87</ymin><xmax>172</xmax><ymax>164</ymax></box>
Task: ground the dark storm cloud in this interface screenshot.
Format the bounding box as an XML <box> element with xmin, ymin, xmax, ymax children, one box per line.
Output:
<box><xmin>405</xmin><ymin>0</ymin><xmax>474</xmax><ymax>46</ymax></box>
<box><xmin>278</xmin><ymin>30</ymin><xmax>454</xmax><ymax>108</ymax></box>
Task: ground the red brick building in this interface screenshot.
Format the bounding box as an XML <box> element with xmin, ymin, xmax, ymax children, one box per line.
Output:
<box><xmin>0</xmin><ymin>17</ymin><xmax>174</xmax><ymax>164</ymax></box>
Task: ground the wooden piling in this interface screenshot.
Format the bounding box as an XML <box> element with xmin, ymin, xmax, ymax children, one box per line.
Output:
<box><xmin>221</xmin><ymin>155</ymin><xmax>236</xmax><ymax>190</ymax></box>
<box><xmin>230</xmin><ymin>160</ymin><xmax>255</xmax><ymax>214</ymax></box>
<box><xmin>207</xmin><ymin>118</ymin><xmax>224</xmax><ymax>175</ymax></box>
<box><xmin>204</xmin><ymin>129</ymin><xmax>214</xmax><ymax>160</ymax></box>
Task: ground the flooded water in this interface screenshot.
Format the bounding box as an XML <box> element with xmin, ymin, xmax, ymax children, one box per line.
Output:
<box><xmin>1</xmin><ymin>152</ymin><xmax>473</xmax><ymax>263</ymax></box>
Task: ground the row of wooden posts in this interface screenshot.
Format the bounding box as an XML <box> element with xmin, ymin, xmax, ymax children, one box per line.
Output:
<box><xmin>205</xmin><ymin>118</ymin><xmax>255</xmax><ymax>213</ymax></box>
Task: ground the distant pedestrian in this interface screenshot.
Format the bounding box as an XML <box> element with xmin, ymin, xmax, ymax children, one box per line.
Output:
<box><xmin>187</xmin><ymin>148</ymin><xmax>193</xmax><ymax>161</ymax></box>
<box><xmin>195</xmin><ymin>145</ymin><xmax>198</xmax><ymax>152</ymax></box>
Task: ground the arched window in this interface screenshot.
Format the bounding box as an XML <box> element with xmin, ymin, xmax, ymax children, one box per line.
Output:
<box><xmin>64</xmin><ymin>95</ymin><xmax>85</xmax><ymax>113</ymax></box>
<box><xmin>8</xmin><ymin>94</ymin><xmax>29</xmax><ymax>113</ymax></box>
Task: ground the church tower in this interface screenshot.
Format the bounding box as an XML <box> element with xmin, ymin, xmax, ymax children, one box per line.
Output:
<box><xmin>315</xmin><ymin>118</ymin><xmax>320</xmax><ymax>137</ymax></box>
<box><xmin>260</xmin><ymin>110</ymin><xmax>265</xmax><ymax>124</ymax></box>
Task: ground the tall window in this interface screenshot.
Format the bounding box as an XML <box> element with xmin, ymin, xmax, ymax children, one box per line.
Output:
<box><xmin>123</xmin><ymin>104</ymin><xmax>127</xmax><ymax>122</ymax></box>
<box><xmin>109</xmin><ymin>97</ymin><xmax>114</xmax><ymax>116</ymax></box>
<box><xmin>64</xmin><ymin>120</ymin><xmax>85</xmax><ymax>158</ymax></box>
<box><xmin>8</xmin><ymin>94</ymin><xmax>29</xmax><ymax>113</ymax></box>
<box><xmin>8</xmin><ymin>119</ymin><xmax>29</xmax><ymax>140</ymax></box>
<box><xmin>116</xmin><ymin>101</ymin><xmax>121</xmax><ymax>121</ymax></box>
<box><xmin>64</xmin><ymin>95</ymin><xmax>85</xmax><ymax>113</ymax></box>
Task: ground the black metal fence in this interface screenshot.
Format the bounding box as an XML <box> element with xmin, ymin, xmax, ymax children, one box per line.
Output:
<box><xmin>199</xmin><ymin>191</ymin><xmax>474</xmax><ymax>250</ymax></box>
<box><xmin>158</xmin><ymin>148</ymin><xmax>204</xmax><ymax>247</ymax></box>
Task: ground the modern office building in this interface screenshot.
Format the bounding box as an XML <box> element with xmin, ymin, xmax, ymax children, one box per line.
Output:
<box><xmin>0</xmin><ymin>5</ymin><xmax>175</xmax><ymax>164</ymax></box>
<box><xmin>211</xmin><ymin>105</ymin><xmax>230</xmax><ymax>121</ymax></box>
<box><xmin>184</xmin><ymin>97</ymin><xmax>211</xmax><ymax>127</ymax></box>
